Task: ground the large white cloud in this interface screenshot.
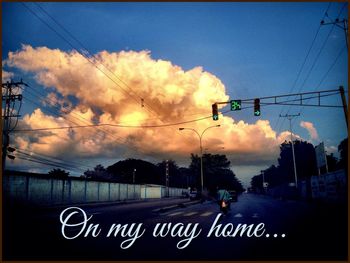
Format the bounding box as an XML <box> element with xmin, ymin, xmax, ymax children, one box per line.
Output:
<box><xmin>5</xmin><ymin>45</ymin><xmax>297</xmax><ymax>166</ymax></box>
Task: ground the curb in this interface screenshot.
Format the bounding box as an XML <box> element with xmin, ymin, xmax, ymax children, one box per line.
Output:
<box><xmin>152</xmin><ymin>200</ymin><xmax>202</xmax><ymax>213</ymax></box>
<box><xmin>25</xmin><ymin>197</ymin><xmax>186</xmax><ymax>212</ymax></box>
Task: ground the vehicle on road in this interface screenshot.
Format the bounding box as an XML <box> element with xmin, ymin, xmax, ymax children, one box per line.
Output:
<box><xmin>229</xmin><ymin>190</ymin><xmax>238</xmax><ymax>202</ymax></box>
<box><xmin>189</xmin><ymin>190</ymin><xmax>201</xmax><ymax>200</ymax></box>
<box><xmin>220</xmin><ymin>199</ymin><xmax>230</xmax><ymax>214</ymax></box>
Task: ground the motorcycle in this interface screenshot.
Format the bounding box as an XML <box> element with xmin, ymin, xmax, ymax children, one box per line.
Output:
<box><xmin>219</xmin><ymin>199</ymin><xmax>230</xmax><ymax>214</ymax></box>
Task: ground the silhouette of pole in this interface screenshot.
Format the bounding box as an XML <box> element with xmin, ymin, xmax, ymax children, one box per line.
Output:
<box><xmin>279</xmin><ymin>113</ymin><xmax>300</xmax><ymax>188</ymax></box>
<box><xmin>179</xmin><ymin>125</ymin><xmax>220</xmax><ymax>193</ymax></box>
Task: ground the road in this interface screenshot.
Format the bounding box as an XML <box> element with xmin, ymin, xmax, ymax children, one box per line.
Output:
<box><xmin>3</xmin><ymin>193</ymin><xmax>347</xmax><ymax>260</ymax></box>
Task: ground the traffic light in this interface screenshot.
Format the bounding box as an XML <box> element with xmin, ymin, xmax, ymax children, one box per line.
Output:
<box><xmin>254</xmin><ymin>98</ymin><xmax>261</xmax><ymax>116</ymax></box>
<box><xmin>7</xmin><ymin>146</ymin><xmax>16</xmax><ymax>160</ymax></box>
<box><xmin>212</xmin><ymin>103</ymin><xmax>219</xmax><ymax>121</ymax></box>
<box><xmin>230</xmin><ymin>100</ymin><xmax>241</xmax><ymax>111</ymax></box>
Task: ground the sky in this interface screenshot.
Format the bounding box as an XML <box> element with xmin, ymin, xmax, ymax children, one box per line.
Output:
<box><xmin>2</xmin><ymin>2</ymin><xmax>348</xmax><ymax>187</ymax></box>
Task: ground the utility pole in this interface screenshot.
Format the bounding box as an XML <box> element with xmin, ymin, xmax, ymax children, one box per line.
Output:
<box><xmin>321</xmin><ymin>18</ymin><xmax>348</xmax><ymax>50</ymax></box>
<box><xmin>260</xmin><ymin>170</ymin><xmax>265</xmax><ymax>194</ymax></box>
<box><xmin>2</xmin><ymin>80</ymin><xmax>25</xmax><ymax>173</ymax></box>
<box><xmin>132</xmin><ymin>168</ymin><xmax>136</xmax><ymax>184</ymax></box>
<box><xmin>339</xmin><ymin>86</ymin><xmax>348</xmax><ymax>129</ymax></box>
<box><xmin>165</xmin><ymin>160</ymin><xmax>169</xmax><ymax>197</ymax></box>
<box><xmin>279</xmin><ymin>113</ymin><xmax>300</xmax><ymax>188</ymax></box>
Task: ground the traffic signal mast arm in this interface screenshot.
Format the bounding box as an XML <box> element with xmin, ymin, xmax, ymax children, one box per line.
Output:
<box><xmin>215</xmin><ymin>87</ymin><xmax>345</xmax><ymax>108</ymax></box>
<box><xmin>212</xmin><ymin>87</ymin><xmax>347</xmax><ymax>127</ymax></box>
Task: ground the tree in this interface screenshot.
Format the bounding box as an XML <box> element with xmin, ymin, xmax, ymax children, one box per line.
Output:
<box><xmin>83</xmin><ymin>164</ymin><xmax>112</xmax><ymax>181</ymax></box>
<box><xmin>252</xmin><ymin>140</ymin><xmax>319</xmax><ymax>190</ymax></box>
<box><xmin>48</xmin><ymin>168</ymin><xmax>69</xmax><ymax>179</ymax></box>
<box><xmin>337</xmin><ymin>137</ymin><xmax>348</xmax><ymax>172</ymax></box>
<box><xmin>157</xmin><ymin>160</ymin><xmax>188</xmax><ymax>188</ymax></box>
<box><xmin>107</xmin><ymin>159</ymin><xmax>160</xmax><ymax>184</ymax></box>
<box><xmin>189</xmin><ymin>153</ymin><xmax>244</xmax><ymax>194</ymax></box>
<box><xmin>277</xmin><ymin>140</ymin><xmax>317</xmax><ymax>183</ymax></box>
<box><xmin>326</xmin><ymin>153</ymin><xmax>337</xmax><ymax>173</ymax></box>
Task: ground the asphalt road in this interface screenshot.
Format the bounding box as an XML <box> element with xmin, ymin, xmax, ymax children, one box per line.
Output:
<box><xmin>3</xmin><ymin>193</ymin><xmax>347</xmax><ymax>260</ymax></box>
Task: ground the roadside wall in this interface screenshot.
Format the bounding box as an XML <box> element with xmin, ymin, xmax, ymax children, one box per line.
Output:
<box><xmin>311</xmin><ymin>169</ymin><xmax>347</xmax><ymax>203</ymax></box>
<box><xmin>3</xmin><ymin>175</ymin><xmax>186</xmax><ymax>206</ymax></box>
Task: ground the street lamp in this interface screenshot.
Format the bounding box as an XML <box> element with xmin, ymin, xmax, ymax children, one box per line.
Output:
<box><xmin>179</xmin><ymin>124</ymin><xmax>220</xmax><ymax>193</ymax></box>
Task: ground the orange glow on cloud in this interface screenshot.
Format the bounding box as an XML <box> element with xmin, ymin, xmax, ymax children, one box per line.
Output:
<box><xmin>5</xmin><ymin>45</ymin><xmax>311</xmax><ymax>165</ymax></box>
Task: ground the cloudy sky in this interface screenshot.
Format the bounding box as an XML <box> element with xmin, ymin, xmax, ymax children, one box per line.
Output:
<box><xmin>2</xmin><ymin>2</ymin><xmax>348</xmax><ymax>186</ymax></box>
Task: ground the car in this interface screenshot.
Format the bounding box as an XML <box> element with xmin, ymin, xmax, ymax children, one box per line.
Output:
<box><xmin>189</xmin><ymin>190</ymin><xmax>201</xmax><ymax>200</ymax></box>
<box><xmin>229</xmin><ymin>190</ymin><xmax>238</xmax><ymax>202</ymax></box>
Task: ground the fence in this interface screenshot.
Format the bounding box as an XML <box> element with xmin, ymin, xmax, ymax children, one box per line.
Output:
<box><xmin>311</xmin><ymin>169</ymin><xmax>347</xmax><ymax>203</ymax></box>
<box><xmin>3</xmin><ymin>175</ymin><xmax>186</xmax><ymax>206</ymax></box>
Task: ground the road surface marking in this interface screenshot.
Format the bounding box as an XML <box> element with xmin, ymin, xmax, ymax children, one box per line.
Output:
<box><xmin>167</xmin><ymin>211</ymin><xmax>184</xmax><ymax>217</ymax></box>
<box><xmin>183</xmin><ymin>212</ymin><xmax>198</xmax><ymax>216</ymax></box>
<box><xmin>234</xmin><ymin>213</ymin><xmax>243</xmax><ymax>217</ymax></box>
<box><xmin>200</xmin><ymin>211</ymin><xmax>214</xmax><ymax>217</ymax></box>
<box><xmin>252</xmin><ymin>213</ymin><xmax>259</xmax><ymax>218</ymax></box>
<box><xmin>91</xmin><ymin>212</ymin><xmax>102</xmax><ymax>215</ymax></box>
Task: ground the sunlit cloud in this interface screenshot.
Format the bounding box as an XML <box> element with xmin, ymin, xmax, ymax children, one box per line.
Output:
<box><xmin>2</xmin><ymin>70</ymin><xmax>14</xmax><ymax>82</ymax></box>
<box><xmin>300</xmin><ymin>121</ymin><xmax>319</xmax><ymax>142</ymax></box>
<box><xmin>5</xmin><ymin>45</ymin><xmax>299</xmax><ymax>166</ymax></box>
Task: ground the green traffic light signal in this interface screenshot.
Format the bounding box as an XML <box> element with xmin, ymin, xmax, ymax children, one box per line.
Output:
<box><xmin>230</xmin><ymin>100</ymin><xmax>242</xmax><ymax>111</ymax></box>
<box><xmin>254</xmin><ymin>98</ymin><xmax>261</xmax><ymax>116</ymax></box>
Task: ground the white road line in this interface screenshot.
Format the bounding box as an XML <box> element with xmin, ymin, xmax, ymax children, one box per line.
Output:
<box><xmin>183</xmin><ymin>212</ymin><xmax>198</xmax><ymax>216</ymax></box>
<box><xmin>234</xmin><ymin>213</ymin><xmax>243</xmax><ymax>218</ymax></box>
<box><xmin>167</xmin><ymin>211</ymin><xmax>184</xmax><ymax>217</ymax></box>
<box><xmin>92</xmin><ymin>212</ymin><xmax>102</xmax><ymax>215</ymax></box>
<box><xmin>200</xmin><ymin>211</ymin><xmax>214</xmax><ymax>217</ymax></box>
<box><xmin>252</xmin><ymin>213</ymin><xmax>259</xmax><ymax>218</ymax></box>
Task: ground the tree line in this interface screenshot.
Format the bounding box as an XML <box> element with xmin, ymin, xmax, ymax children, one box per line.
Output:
<box><xmin>46</xmin><ymin>153</ymin><xmax>245</xmax><ymax>193</ymax></box>
<box><xmin>250</xmin><ymin>137</ymin><xmax>348</xmax><ymax>192</ymax></box>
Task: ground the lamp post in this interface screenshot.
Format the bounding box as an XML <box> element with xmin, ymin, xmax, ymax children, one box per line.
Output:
<box><xmin>179</xmin><ymin>125</ymin><xmax>220</xmax><ymax>193</ymax></box>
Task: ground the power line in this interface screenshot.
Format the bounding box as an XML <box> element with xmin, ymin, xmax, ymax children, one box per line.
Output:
<box><xmin>292</xmin><ymin>45</ymin><xmax>347</xmax><ymax>126</ymax></box>
<box><xmin>13</xmin><ymin>89</ymin><xmax>343</xmax><ymax>132</ymax></box>
<box><xmin>21</xmin><ymin>83</ymin><xmax>126</xmax><ymax>142</ymax></box>
<box><xmin>273</xmin><ymin>2</ymin><xmax>333</xmax><ymax>133</ymax></box>
<box><xmin>21</xmin><ymin>2</ymin><xmax>161</xmax><ymax>120</ymax></box>
<box><xmin>276</xmin><ymin>3</ymin><xmax>348</xmax><ymax>135</ymax></box>
<box><xmin>33</xmin><ymin>2</ymin><xmax>161</xmax><ymax>118</ymax></box>
<box><xmin>16</xmin><ymin>148</ymin><xmax>93</xmax><ymax>171</ymax></box>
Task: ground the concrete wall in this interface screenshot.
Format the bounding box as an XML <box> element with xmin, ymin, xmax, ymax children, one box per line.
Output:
<box><xmin>311</xmin><ymin>169</ymin><xmax>347</xmax><ymax>203</ymax></box>
<box><xmin>3</xmin><ymin>175</ymin><xmax>185</xmax><ymax>206</ymax></box>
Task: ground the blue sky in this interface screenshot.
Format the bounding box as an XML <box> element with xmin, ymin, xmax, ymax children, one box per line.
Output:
<box><xmin>2</xmin><ymin>2</ymin><xmax>348</xmax><ymax>185</ymax></box>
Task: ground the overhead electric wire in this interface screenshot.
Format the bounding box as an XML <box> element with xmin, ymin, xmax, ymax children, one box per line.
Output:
<box><xmin>21</xmin><ymin>83</ymin><xmax>123</xmax><ymax>142</ymax></box>
<box><xmin>273</xmin><ymin>2</ymin><xmax>332</xmax><ymax>133</ymax></box>
<box><xmin>291</xmin><ymin>44</ymin><xmax>347</xmax><ymax>126</ymax></box>
<box><xmin>21</xmin><ymin>2</ymin><xmax>161</xmax><ymax>121</ymax></box>
<box><xmin>276</xmin><ymin>3</ymin><xmax>347</xmax><ymax>134</ymax></box>
<box><xmin>33</xmin><ymin>2</ymin><xmax>161</xmax><ymax>119</ymax></box>
<box><xmin>16</xmin><ymin>148</ymin><xmax>94</xmax><ymax>171</ymax></box>
<box><xmin>16</xmin><ymin>155</ymin><xmax>86</xmax><ymax>172</ymax></box>
<box><xmin>13</xmin><ymin>91</ymin><xmax>342</xmax><ymax>132</ymax></box>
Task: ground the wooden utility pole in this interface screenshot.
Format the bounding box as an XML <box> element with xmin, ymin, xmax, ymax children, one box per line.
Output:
<box><xmin>2</xmin><ymin>80</ymin><xmax>25</xmax><ymax>173</ymax></box>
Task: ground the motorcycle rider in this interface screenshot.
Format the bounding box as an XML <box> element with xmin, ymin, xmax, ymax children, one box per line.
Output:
<box><xmin>217</xmin><ymin>188</ymin><xmax>231</xmax><ymax>211</ymax></box>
